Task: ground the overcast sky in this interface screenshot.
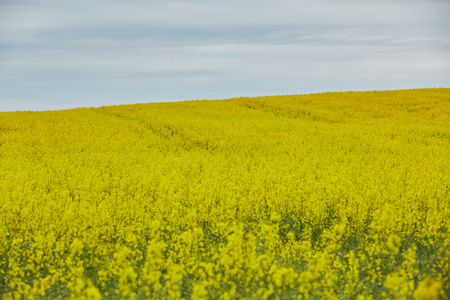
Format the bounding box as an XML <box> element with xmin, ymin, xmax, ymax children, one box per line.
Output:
<box><xmin>1</xmin><ymin>0</ymin><xmax>449</xmax><ymax>111</ymax></box>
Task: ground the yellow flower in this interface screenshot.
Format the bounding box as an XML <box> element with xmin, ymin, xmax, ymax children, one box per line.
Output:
<box><xmin>70</xmin><ymin>238</ymin><xmax>84</xmax><ymax>256</ymax></box>
<box><xmin>86</xmin><ymin>285</ymin><xmax>102</xmax><ymax>300</ymax></box>
<box><xmin>414</xmin><ymin>277</ymin><xmax>442</xmax><ymax>300</ymax></box>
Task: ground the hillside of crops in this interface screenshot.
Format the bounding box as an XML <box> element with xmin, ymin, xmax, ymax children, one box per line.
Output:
<box><xmin>1</xmin><ymin>88</ymin><xmax>449</xmax><ymax>299</ymax></box>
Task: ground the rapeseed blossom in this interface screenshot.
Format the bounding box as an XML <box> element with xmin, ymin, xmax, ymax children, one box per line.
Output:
<box><xmin>0</xmin><ymin>88</ymin><xmax>449</xmax><ymax>298</ymax></box>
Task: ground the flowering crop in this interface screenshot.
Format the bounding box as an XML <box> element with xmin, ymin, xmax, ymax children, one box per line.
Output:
<box><xmin>0</xmin><ymin>88</ymin><xmax>449</xmax><ymax>299</ymax></box>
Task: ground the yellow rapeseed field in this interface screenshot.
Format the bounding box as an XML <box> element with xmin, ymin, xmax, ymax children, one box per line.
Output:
<box><xmin>0</xmin><ymin>88</ymin><xmax>449</xmax><ymax>299</ymax></box>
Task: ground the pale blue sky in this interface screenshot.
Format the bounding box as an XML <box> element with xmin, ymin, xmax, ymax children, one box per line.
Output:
<box><xmin>1</xmin><ymin>0</ymin><xmax>449</xmax><ymax>111</ymax></box>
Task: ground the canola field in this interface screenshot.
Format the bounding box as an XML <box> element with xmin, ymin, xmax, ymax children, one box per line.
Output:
<box><xmin>0</xmin><ymin>88</ymin><xmax>449</xmax><ymax>299</ymax></box>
